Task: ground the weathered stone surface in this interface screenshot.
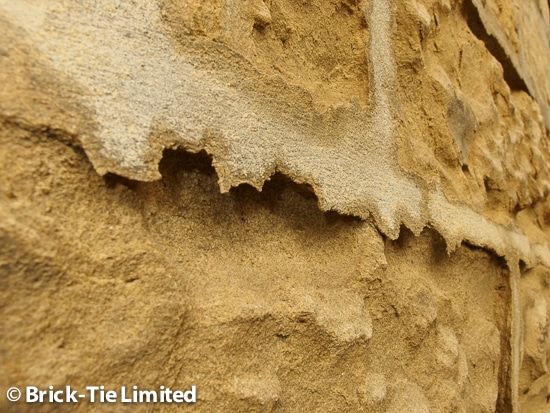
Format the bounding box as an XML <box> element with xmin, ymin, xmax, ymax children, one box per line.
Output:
<box><xmin>468</xmin><ymin>0</ymin><xmax>550</xmax><ymax>130</ymax></box>
<box><xmin>1</xmin><ymin>0</ymin><xmax>550</xmax><ymax>412</ymax></box>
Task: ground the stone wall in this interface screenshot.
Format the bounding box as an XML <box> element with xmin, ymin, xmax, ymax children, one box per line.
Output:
<box><xmin>1</xmin><ymin>0</ymin><xmax>550</xmax><ymax>411</ymax></box>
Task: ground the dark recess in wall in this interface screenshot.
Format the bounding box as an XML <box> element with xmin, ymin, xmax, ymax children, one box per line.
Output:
<box><xmin>462</xmin><ymin>0</ymin><xmax>529</xmax><ymax>94</ymax></box>
<box><xmin>106</xmin><ymin>147</ymin><xmax>361</xmax><ymax>225</ymax></box>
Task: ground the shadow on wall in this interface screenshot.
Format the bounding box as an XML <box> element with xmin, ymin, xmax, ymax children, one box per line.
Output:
<box><xmin>105</xmin><ymin>147</ymin><xmax>362</xmax><ymax>235</ymax></box>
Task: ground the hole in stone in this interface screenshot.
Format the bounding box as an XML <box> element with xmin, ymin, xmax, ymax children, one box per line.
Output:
<box><xmin>253</xmin><ymin>23</ymin><xmax>266</xmax><ymax>33</ymax></box>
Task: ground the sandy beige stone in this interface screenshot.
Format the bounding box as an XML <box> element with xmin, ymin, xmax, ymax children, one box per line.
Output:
<box><xmin>1</xmin><ymin>0</ymin><xmax>550</xmax><ymax>411</ymax></box>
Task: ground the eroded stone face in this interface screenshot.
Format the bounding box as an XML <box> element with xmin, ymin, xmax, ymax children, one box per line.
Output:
<box><xmin>469</xmin><ymin>0</ymin><xmax>550</xmax><ymax>129</ymax></box>
<box><xmin>1</xmin><ymin>0</ymin><xmax>550</xmax><ymax>412</ymax></box>
<box><xmin>159</xmin><ymin>0</ymin><xmax>371</xmax><ymax>110</ymax></box>
<box><xmin>0</xmin><ymin>133</ymin><xmax>511</xmax><ymax>412</ymax></box>
<box><xmin>1</xmin><ymin>0</ymin><xmax>549</xmax><ymax>250</ymax></box>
